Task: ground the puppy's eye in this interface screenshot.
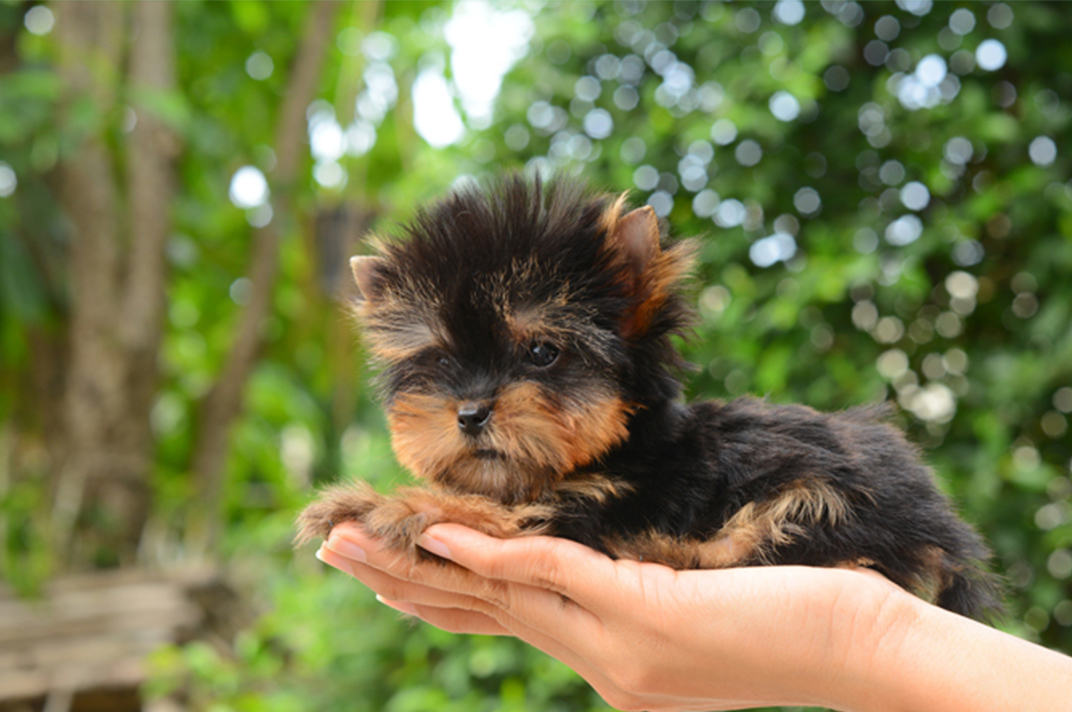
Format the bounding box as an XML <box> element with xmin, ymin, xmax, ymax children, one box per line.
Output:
<box><xmin>422</xmin><ymin>349</ymin><xmax>451</xmax><ymax>368</ymax></box>
<box><xmin>527</xmin><ymin>341</ymin><xmax>560</xmax><ymax>368</ymax></box>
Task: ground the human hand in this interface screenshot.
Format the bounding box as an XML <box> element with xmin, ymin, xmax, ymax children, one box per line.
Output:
<box><xmin>316</xmin><ymin>523</ymin><xmax>914</xmax><ymax>711</ymax></box>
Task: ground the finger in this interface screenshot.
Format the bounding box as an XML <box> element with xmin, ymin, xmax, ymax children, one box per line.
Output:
<box><xmin>411</xmin><ymin>604</ymin><xmax>511</xmax><ymax>637</ymax></box>
<box><xmin>329</xmin><ymin>526</ymin><xmax>607</xmax><ymax>650</ymax></box>
<box><xmin>380</xmin><ymin>599</ymin><xmax>511</xmax><ymax>636</ymax></box>
<box><xmin>322</xmin><ymin>538</ymin><xmax>481</xmax><ymax>611</ymax></box>
<box><xmin>342</xmin><ymin>556</ymin><xmax>633</xmax><ymax>708</ymax></box>
<box><xmin>323</xmin><ymin>538</ymin><xmax>703</xmax><ymax>712</ymax></box>
<box><xmin>319</xmin><ymin>544</ymin><xmax>520</xmax><ymax>637</ymax></box>
<box><xmin>326</xmin><ymin>525</ymin><xmax>509</xmax><ymax>604</ymax></box>
<box><xmin>416</xmin><ymin>523</ymin><xmax>622</xmax><ymax>614</ymax></box>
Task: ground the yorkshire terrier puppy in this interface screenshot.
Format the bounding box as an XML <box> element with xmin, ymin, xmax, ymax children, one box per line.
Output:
<box><xmin>298</xmin><ymin>175</ymin><xmax>1002</xmax><ymax>621</ymax></box>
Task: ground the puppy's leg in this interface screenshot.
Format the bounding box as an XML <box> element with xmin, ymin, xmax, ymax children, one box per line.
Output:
<box><xmin>604</xmin><ymin>479</ymin><xmax>852</xmax><ymax>569</ymax></box>
<box><xmin>296</xmin><ymin>482</ymin><xmax>555</xmax><ymax>560</ymax></box>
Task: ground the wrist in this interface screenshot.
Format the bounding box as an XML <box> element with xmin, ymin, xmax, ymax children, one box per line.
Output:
<box><xmin>803</xmin><ymin>573</ymin><xmax>925</xmax><ymax>712</ymax></box>
<box><xmin>842</xmin><ymin>590</ymin><xmax>927</xmax><ymax>712</ymax></box>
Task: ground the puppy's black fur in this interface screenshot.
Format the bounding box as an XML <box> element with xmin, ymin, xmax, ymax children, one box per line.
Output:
<box><xmin>298</xmin><ymin>175</ymin><xmax>1002</xmax><ymax>621</ymax></box>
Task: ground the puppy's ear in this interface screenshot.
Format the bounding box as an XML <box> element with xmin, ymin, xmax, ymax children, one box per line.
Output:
<box><xmin>610</xmin><ymin>206</ymin><xmax>661</xmax><ymax>277</ymax></box>
<box><xmin>604</xmin><ymin>203</ymin><xmax>695</xmax><ymax>339</ymax></box>
<box><xmin>350</xmin><ymin>255</ymin><xmax>383</xmax><ymax>302</ymax></box>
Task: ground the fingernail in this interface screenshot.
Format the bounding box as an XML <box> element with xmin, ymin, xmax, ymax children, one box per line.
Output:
<box><xmin>376</xmin><ymin>594</ymin><xmax>419</xmax><ymax>616</ymax></box>
<box><xmin>417</xmin><ymin>533</ymin><xmax>452</xmax><ymax>561</ymax></box>
<box><xmin>325</xmin><ymin>534</ymin><xmax>367</xmax><ymax>563</ymax></box>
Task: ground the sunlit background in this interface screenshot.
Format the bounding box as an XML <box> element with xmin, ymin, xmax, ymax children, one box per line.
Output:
<box><xmin>1</xmin><ymin>1</ymin><xmax>1070</xmax><ymax>711</ymax></box>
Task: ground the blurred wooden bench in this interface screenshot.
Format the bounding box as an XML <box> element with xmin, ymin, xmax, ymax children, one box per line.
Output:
<box><xmin>0</xmin><ymin>566</ymin><xmax>233</xmax><ymax>712</ymax></box>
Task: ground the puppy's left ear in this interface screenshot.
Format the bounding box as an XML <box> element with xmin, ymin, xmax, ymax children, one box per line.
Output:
<box><xmin>605</xmin><ymin>204</ymin><xmax>695</xmax><ymax>339</ymax></box>
<box><xmin>350</xmin><ymin>255</ymin><xmax>383</xmax><ymax>302</ymax></box>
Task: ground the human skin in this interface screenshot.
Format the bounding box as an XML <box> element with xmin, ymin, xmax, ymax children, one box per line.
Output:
<box><xmin>316</xmin><ymin>522</ymin><xmax>1072</xmax><ymax>712</ymax></box>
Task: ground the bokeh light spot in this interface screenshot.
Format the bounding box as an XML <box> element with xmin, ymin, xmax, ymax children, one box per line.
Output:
<box><xmin>900</xmin><ymin>181</ymin><xmax>931</xmax><ymax>211</ymax></box>
<box><xmin>949</xmin><ymin>8</ymin><xmax>976</xmax><ymax>35</ymax></box>
<box><xmin>230</xmin><ymin>277</ymin><xmax>253</xmax><ymax>305</ymax></box>
<box><xmin>575</xmin><ymin>76</ymin><xmax>602</xmax><ymax>102</ymax></box>
<box><xmin>1029</xmin><ymin>136</ymin><xmax>1057</xmax><ymax>167</ymax></box>
<box><xmin>313</xmin><ymin>162</ymin><xmax>347</xmax><ymax>190</ymax></box>
<box><xmin>633</xmin><ymin>165</ymin><xmax>659</xmax><ymax>191</ymax></box>
<box><xmin>876</xmin><ymin>349</ymin><xmax>909</xmax><ymax>379</ymax></box>
<box><xmin>886</xmin><ymin>215</ymin><xmax>923</xmax><ymax>245</ymax></box>
<box><xmin>769</xmin><ymin>91</ymin><xmax>800</xmax><ymax>121</ymax></box>
<box><xmin>976</xmin><ymin>39</ymin><xmax>1008</xmax><ymax>71</ymax></box>
<box><xmin>309</xmin><ymin>116</ymin><xmax>346</xmax><ymax>162</ymax></box>
<box><xmin>614</xmin><ymin>86</ymin><xmax>640</xmax><ymax>111</ymax></box>
<box><xmin>824</xmin><ymin>65</ymin><xmax>850</xmax><ymax>91</ymax></box>
<box><xmin>692</xmin><ymin>189</ymin><xmax>721</xmax><ymax>218</ymax></box>
<box><xmin>749</xmin><ymin>233</ymin><xmax>797</xmax><ymax>267</ymax></box>
<box><xmin>0</xmin><ymin>162</ymin><xmax>16</xmax><ymax>198</ymax></box>
<box><xmin>735</xmin><ymin>7</ymin><xmax>761</xmax><ymax>33</ymax></box>
<box><xmin>229</xmin><ymin>166</ymin><xmax>269</xmax><ymax>209</ymax></box>
<box><xmin>582</xmin><ymin>109</ymin><xmax>613</xmax><ymax>139</ymax></box>
<box><xmin>987</xmin><ymin>3</ymin><xmax>1014</xmax><ymax>29</ymax></box>
<box><xmin>896</xmin><ymin>0</ymin><xmax>933</xmax><ymax>17</ymax></box>
<box><xmin>1053</xmin><ymin>387</ymin><xmax>1072</xmax><ymax>414</ymax></box>
<box><xmin>345</xmin><ymin>120</ymin><xmax>377</xmax><ymax>157</ymax></box>
<box><xmin>246</xmin><ymin>51</ymin><xmax>274</xmax><ymax>80</ymax></box>
<box><xmin>773</xmin><ymin>0</ymin><xmax>805</xmax><ymax>26</ymax></box>
<box><xmin>504</xmin><ymin>124</ymin><xmax>529</xmax><ymax>152</ymax></box>
<box><xmin>945</xmin><ymin>271</ymin><xmax>979</xmax><ymax>300</ymax></box>
<box><xmin>647</xmin><ymin>190</ymin><xmax>674</xmax><ymax>218</ymax></box>
<box><xmin>793</xmin><ymin>187</ymin><xmax>821</xmax><ymax>216</ymax></box>
<box><xmin>446</xmin><ymin>4</ymin><xmax>533</xmax><ymax>124</ymax></box>
<box><xmin>362</xmin><ymin>32</ymin><xmax>397</xmax><ymax>61</ymax></box>
<box><xmin>413</xmin><ymin>65</ymin><xmax>464</xmax><ymax>147</ymax></box>
<box><xmin>23</xmin><ymin>5</ymin><xmax>54</xmax><ymax>35</ymax></box>
<box><xmin>735</xmin><ymin>140</ymin><xmax>763</xmax><ymax>166</ymax></box>
<box><xmin>710</xmin><ymin>118</ymin><xmax>738</xmax><ymax>145</ymax></box>
<box><xmin>916</xmin><ymin>55</ymin><xmax>947</xmax><ymax>86</ymax></box>
<box><xmin>879</xmin><ymin>160</ymin><xmax>905</xmax><ymax>186</ymax></box>
<box><xmin>943</xmin><ymin>136</ymin><xmax>973</xmax><ymax>165</ymax></box>
<box><xmin>714</xmin><ymin>199</ymin><xmax>746</xmax><ymax>227</ymax></box>
<box><xmin>874</xmin><ymin>15</ymin><xmax>899</xmax><ymax>41</ymax></box>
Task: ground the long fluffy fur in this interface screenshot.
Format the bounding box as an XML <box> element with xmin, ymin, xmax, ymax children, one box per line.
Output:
<box><xmin>298</xmin><ymin>175</ymin><xmax>1003</xmax><ymax>622</ymax></box>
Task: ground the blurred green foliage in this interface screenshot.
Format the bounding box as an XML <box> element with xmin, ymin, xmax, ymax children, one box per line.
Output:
<box><xmin>1</xmin><ymin>1</ymin><xmax>1071</xmax><ymax>711</ymax></box>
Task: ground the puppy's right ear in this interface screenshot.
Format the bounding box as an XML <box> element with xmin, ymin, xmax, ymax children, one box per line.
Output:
<box><xmin>349</xmin><ymin>255</ymin><xmax>383</xmax><ymax>302</ymax></box>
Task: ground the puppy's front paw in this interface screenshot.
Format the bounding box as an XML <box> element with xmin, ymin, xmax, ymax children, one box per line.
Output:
<box><xmin>295</xmin><ymin>481</ymin><xmax>386</xmax><ymax>546</ymax></box>
<box><xmin>360</xmin><ymin>497</ymin><xmax>443</xmax><ymax>560</ymax></box>
<box><xmin>297</xmin><ymin>483</ymin><xmax>556</xmax><ymax>561</ymax></box>
<box><xmin>296</xmin><ymin>482</ymin><xmax>445</xmax><ymax>561</ymax></box>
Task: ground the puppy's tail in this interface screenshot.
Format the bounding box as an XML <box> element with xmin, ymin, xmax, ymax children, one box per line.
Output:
<box><xmin>935</xmin><ymin>549</ymin><xmax>1005</xmax><ymax>624</ymax></box>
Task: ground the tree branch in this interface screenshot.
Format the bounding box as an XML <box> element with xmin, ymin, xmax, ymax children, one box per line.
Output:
<box><xmin>122</xmin><ymin>1</ymin><xmax>179</xmax><ymax>362</ymax></box>
<box><xmin>188</xmin><ymin>1</ymin><xmax>340</xmax><ymax>553</ymax></box>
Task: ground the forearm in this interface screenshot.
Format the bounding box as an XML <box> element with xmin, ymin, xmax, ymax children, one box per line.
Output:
<box><xmin>840</xmin><ymin>595</ymin><xmax>1072</xmax><ymax>712</ymax></box>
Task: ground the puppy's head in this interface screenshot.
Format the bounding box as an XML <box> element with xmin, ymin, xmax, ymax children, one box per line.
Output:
<box><xmin>351</xmin><ymin>176</ymin><xmax>695</xmax><ymax>503</ymax></box>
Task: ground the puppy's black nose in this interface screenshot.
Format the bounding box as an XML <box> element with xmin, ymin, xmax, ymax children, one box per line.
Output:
<box><xmin>457</xmin><ymin>402</ymin><xmax>492</xmax><ymax>436</ymax></box>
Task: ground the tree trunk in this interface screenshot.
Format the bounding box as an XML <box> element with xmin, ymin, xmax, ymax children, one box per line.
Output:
<box><xmin>51</xmin><ymin>1</ymin><xmax>178</xmax><ymax>567</ymax></box>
